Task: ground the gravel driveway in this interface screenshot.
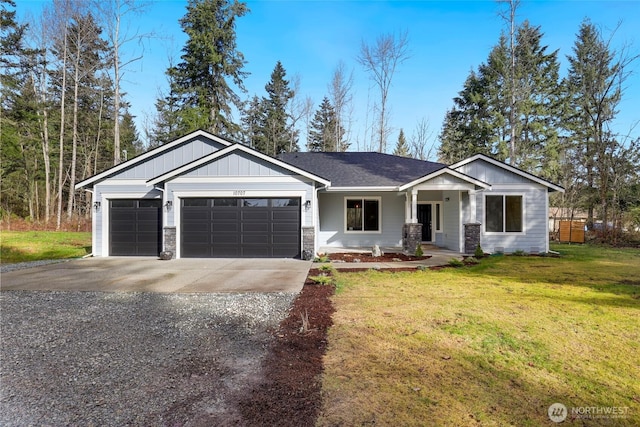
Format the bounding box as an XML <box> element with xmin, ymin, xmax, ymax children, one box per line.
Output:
<box><xmin>0</xmin><ymin>290</ymin><xmax>296</xmax><ymax>426</ymax></box>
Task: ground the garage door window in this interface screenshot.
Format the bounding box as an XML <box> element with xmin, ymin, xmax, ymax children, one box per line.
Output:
<box><xmin>214</xmin><ymin>198</ymin><xmax>237</xmax><ymax>207</ymax></box>
<box><xmin>243</xmin><ymin>198</ymin><xmax>268</xmax><ymax>207</ymax></box>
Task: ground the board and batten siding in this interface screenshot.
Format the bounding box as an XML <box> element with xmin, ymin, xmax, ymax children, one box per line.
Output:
<box><xmin>113</xmin><ymin>137</ymin><xmax>226</xmax><ymax>180</ymax></box>
<box><xmin>317</xmin><ymin>192</ymin><xmax>405</xmax><ymax>248</ymax></box>
<box><xmin>182</xmin><ymin>152</ymin><xmax>290</xmax><ymax>178</ymax></box>
<box><xmin>455</xmin><ymin>159</ymin><xmax>530</xmax><ymax>185</ymax></box>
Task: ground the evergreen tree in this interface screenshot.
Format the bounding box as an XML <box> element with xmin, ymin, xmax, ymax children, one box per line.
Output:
<box><xmin>308</xmin><ymin>96</ymin><xmax>344</xmax><ymax>152</ymax></box>
<box><xmin>437</xmin><ymin>69</ymin><xmax>496</xmax><ymax>163</ymax></box>
<box><xmin>161</xmin><ymin>0</ymin><xmax>248</xmax><ymax>138</ymax></box>
<box><xmin>562</xmin><ymin>19</ymin><xmax>637</xmax><ymax>231</ymax></box>
<box><xmin>392</xmin><ymin>129</ymin><xmax>410</xmax><ymax>157</ymax></box>
<box><xmin>240</xmin><ymin>95</ymin><xmax>265</xmax><ymax>149</ymax></box>
<box><xmin>438</xmin><ymin>21</ymin><xmax>562</xmax><ymax>176</ymax></box>
<box><xmin>255</xmin><ymin>61</ymin><xmax>297</xmax><ymax>155</ymax></box>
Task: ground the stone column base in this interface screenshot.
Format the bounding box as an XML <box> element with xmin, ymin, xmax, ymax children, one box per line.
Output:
<box><xmin>302</xmin><ymin>226</ymin><xmax>315</xmax><ymax>260</ymax></box>
<box><xmin>403</xmin><ymin>223</ymin><xmax>422</xmax><ymax>255</ymax></box>
<box><xmin>163</xmin><ymin>226</ymin><xmax>176</xmax><ymax>259</ymax></box>
<box><xmin>464</xmin><ymin>223</ymin><xmax>481</xmax><ymax>255</ymax></box>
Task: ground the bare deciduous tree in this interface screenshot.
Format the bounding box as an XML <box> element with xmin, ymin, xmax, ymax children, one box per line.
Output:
<box><xmin>410</xmin><ymin>117</ymin><xmax>436</xmax><ymax>161</ymax></box>
<box><xmin>357</xmin><ymin>30</ymin><xmax>410</xmax><ymax>153</ymax></box>
<box><xmin>328</xmin><ymin>60</ymin><xmax>353</xmax><ymax>151</ymax></box>
<box><xmin>97</xmin><ymin>0</ymin><xmax>150</xmax><ymax>165</ymax></box>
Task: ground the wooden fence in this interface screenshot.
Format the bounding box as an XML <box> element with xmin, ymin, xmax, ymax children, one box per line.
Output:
<box><xmin>559</xmin><ymin>221</ymin><xmax>585</xmax><ymax>243</ymax></box>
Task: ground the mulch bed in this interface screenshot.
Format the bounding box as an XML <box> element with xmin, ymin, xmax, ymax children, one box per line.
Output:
<box><xmin>237</xmin><ymin>281</ymin><xmax>335</xmax><ymax>426</ymax></box>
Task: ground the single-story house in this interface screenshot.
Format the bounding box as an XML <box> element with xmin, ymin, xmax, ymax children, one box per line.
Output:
<box><xmin>76</xmin><ymin>130</ymin><xmax>564</xmax><ymax>259</ymax></box>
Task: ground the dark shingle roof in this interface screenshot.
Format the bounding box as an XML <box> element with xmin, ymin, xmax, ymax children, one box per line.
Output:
<box><xmin>278</xmin><ymin>152</ymin><xmax>446</xmax><ymax>187</ymax></box>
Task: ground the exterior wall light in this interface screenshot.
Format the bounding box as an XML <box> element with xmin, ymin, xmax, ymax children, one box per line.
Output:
<box><xmin>164</xmin><ymin>200</ymin><xmax>172</xmax><ymax>210</ymax></box>
<box><xmin>93</xmin><ymin>201</ymin><xmax>101</xmax><ymax>211</ymax></box>
<box><xmin>304</xmin><ymin>200</ymin><xmax>311</xmax><ymax>210</ymax></box>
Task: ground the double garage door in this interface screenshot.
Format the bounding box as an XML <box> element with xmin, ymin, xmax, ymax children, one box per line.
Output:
<box><xmin>181</xmin><ymin>197</ymin><xmax>301</xmax><ymax>258</ymax></box>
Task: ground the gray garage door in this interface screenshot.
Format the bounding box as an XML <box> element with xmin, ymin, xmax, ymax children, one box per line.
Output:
<box><xmin>110</xmin><ymin>199</ymin><xmax>162</xmax><ymax>256</ymax></box>
<box><xmin>181</xmin><ymin>198</ymin><xmax>301</xmax><ymax>258</ymax></box>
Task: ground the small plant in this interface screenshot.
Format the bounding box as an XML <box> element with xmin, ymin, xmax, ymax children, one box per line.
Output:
<box><xmin>314</xmin><ymin>253</ymin><xmax>330</xmax><ymax>263</ymax></box>
<box><xmin>448</xmin><ymin>258</ymin><xmax>464</xmax><ymax>267</ymax></box>
<box><xmin>309</xmin><ymin>275</ymin><xmax>333</xmax><ymax>285</ymax></box>
<box><xmin>319</xmin><ymin>264</ymin><xmax>335</xmax><ymax>273</ymax></box>
<box><xmin>474</xmin><ymin>244</ymin><xmax>484</xmax><ymax>258</ymax></box>
<box><xmin>513</xmin><ymin>249</ymin><xmax>526</xmax><ymax>256</ymax></box>
<box><xmin>299</xmin><ymin>309</ymin><xmax>311</xmax><ymax>333</ymax></box>
<box><xmin>415</xmin><ymin>245</ymin><xmax>424</xmax><ymax>257</ymax></box>
<box><xmin>464</xmin><ymin>257</ymin><xmax>479</xmax><ymax>265</ymax></box>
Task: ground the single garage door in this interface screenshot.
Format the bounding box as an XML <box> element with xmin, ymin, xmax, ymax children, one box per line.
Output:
<box><xmin>110</xmin><ymin>199</ymin><xmax>162</xmax><ymax>256</ymax></box>
<box><xmin>181</xmin><ymin>198</ymin><xmax>301</xmax><ymax>258</ymax></box>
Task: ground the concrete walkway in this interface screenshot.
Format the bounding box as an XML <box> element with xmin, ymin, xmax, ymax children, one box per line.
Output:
<box><xmin>0</xmin><ymin>257</ymin><xmax>311</xmax><ymax>293</ymax></box>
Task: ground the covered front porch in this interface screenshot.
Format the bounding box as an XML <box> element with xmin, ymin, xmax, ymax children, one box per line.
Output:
<box><xmin>399</xmin><ymin>169</ymin><xmax>490</xmax><ymax>254</ymax></box>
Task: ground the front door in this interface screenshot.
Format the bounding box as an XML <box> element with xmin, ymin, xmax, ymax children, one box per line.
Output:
<box><xmin>417</xmin><ymin>204</ymin><xmax>432</xmax><ymax>242</ymax></box>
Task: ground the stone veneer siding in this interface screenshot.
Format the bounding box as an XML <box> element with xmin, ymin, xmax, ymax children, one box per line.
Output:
<box><xmin>302</xmin><ymin>226</ymin><xmax>315</xmax><ymax>260</ymax></box>
<box><xmin>163</xmin><ymin>226</ymin><xmax>176</xmax><ymax>259</ymax></box>
<box><xmin>402</xmin><ymin>223</ymin><xmax>422</xmax><ymax>255</ymax></box>
<box><xmin>464</xmin><ymin>223</ymin><xmax>481</xmax><ymax>255</ymax></box>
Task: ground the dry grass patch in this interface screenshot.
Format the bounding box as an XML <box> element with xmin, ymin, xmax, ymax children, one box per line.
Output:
<box><xmin>318</xmin><ymin>245</ymin><xmax>640</xmax><ymax>426</ymax></box>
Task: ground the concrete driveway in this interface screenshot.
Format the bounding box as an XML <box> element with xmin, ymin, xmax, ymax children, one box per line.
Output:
<box><xmin>0</xmin><ymin>257</ymin><xmax>312</xmax><ymax>293</ymax></box>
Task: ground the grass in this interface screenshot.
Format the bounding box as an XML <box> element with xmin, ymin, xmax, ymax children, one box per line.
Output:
<box><xmin>0</xmin><ymin>231</ymin><xmax>91</xmax><ymax>264</ymax></box>
<box><xmin>318</xmin><ymin>244</ymin><xmax>640</xmax><ymax>426</ymax></box>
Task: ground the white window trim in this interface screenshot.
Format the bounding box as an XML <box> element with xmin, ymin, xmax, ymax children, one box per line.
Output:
<box><xmin>343</xmin><ymin>196</ymin><xmax>382</xmax><ymax>234</ymax></box>
<box><xmin>484</xmin><ymin>193</ymin><xmax>526</xmax><ymax>235</ymax></box>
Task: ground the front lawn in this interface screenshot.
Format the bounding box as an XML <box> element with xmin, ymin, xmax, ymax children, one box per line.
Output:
<box><xmin>318</xmin><ymin>244</ymin><xmax>640</xmax><ymax>426</ymax></box>
<box><xmin>0</xmin><ymin>231</ymin><xmax>91</xmax><ymax>264</ymax></box>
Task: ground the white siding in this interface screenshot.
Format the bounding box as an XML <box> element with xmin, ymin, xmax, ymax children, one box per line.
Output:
<box><xmin>114</xmin><ymin>137</ymin><xmax>226</xmax><ymax>180</ymax></box>
<box><xmin>455</xmin><ymin>159</ymin><xmax>530</xmax><ymax>184</ymax></box>
<box><xmin>317</xmin><ymin>192</ymin><xmax>405</xmax><ymax>248</ymax></box>
<box><xmin>478</xmin><ymin>186</ymin><xmax>548</xmax><ymax>253</ymax></box>
<box><xmin>441</xmin><ymin>190</ymin><xmax>461</xmax><ymax>251</ymax></box>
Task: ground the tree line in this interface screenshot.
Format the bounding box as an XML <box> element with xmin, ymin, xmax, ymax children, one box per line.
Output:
<box><xmin>1</xmin><ymin>0</ymin><xmax>638</xmax><ymax>239</ymax></box>
<box><xmin>437</xmin><ymin>0</ymin><xmax>639</xmax><ymax>240</ymax></box>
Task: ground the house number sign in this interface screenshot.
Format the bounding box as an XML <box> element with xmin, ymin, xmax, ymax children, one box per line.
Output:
<box><xmin>232</xmin><ymin>190</ymin><xmax>246</xmax><ymax>196</ymax></box>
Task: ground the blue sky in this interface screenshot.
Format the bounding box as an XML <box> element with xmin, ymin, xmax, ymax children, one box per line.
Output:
<box><xmin>18</xmin><ymin>0</ymin><xmax>640</xmax><ymax>153</ymax></box>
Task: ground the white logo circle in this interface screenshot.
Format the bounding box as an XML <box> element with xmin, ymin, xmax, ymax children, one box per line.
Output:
<box><xmin>548</xmin><ymin>402</ymin><xmax>568</xmax><ymax>423</ymax></box>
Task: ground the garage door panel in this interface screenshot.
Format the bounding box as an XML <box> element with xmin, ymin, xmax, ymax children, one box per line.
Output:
<box><xmin>272</xmin><ymin>223</ymin><xmax>298</xmax><ymax>232</ymax></box>
<box><xmin>212</xmin><ymin>222</ymin><xmax>239</xmax><ymax>232</ymax></box>
<box><xmin>242</xmin><ymin>222</ymin><xmax>269</xmax><ymax>233</ymax></box>
<box><xmin>272</xmin><ymin>211</ymin><xmax>299</xmax><ymax>221</ymax></box>
<box><xmin>182</xmin><ymin>210</ymin><xmax>210</xmax><ymax>221</ymax></box>
<box><xmin>212</xmin><ymin>211</ymin><xmax>239</xmax><ymax>221</ymax></box>
<box><xmin>181</xmin><ymin>197</ymin><xmax>300</xmax><ymax>258</ymax></box>
<box><xmin>212</xmin><ymin>234</ymin><xmax>239</xmax><ymax>244</ymax></box>
<box><xmin>241</xmin><ymin>210</ymin><xmax>269</xmax><ymax>221</ymax></box>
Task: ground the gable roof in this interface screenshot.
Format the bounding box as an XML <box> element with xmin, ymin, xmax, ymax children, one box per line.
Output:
<box><xmin>278</xmin><ymin>152</ymin><xmax>447</xmax><ymax>188</ymax></box>
<box><xmin>397</xmin><ymin>167</ymin><xmax>491</xmax><ymax>191</ymax></box>
<box><xmin>147</xmin><ymin>143</ymin><xmax>331</xmax><ymax>187</ymax></box>
<box><xmin>449</xmin><ymin>154</ymin><xmax>565</xmax><ymax>192</ymax></box>
<box><xmin>75</xmin><ymin>130</ymin><xmax>233</xmax><ymax>189</ymax></box>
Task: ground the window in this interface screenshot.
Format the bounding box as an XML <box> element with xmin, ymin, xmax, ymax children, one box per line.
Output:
<box><xmin>435</xmin><ymin>203</ymin><xmax>442</xmax><ymax>232</ymax></box>
<box><xmin>346</xmin><ymin>198</ymin><xmax>380</xmax><ymax>232</ymax></box>
<box><xmin>485</xmin><ymin>195</ymin><xmax>523</xmax><ymax>233</ymax></box>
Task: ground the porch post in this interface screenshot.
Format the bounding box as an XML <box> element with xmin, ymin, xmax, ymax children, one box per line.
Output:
<box><xmin>469</xmin><ymin>190</ymin><xmax>477</xmax><ymax>223</ymax></box>
<box><xmin>411</xmin><ymin>189</ymin><xmax>418</xmax><ymax>223</ymax></box>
